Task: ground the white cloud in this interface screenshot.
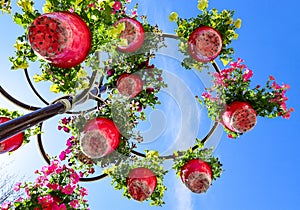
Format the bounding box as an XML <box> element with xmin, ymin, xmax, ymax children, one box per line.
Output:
<box><xmin>174</xmin><ymin>177</ymin><xmax>193</xmax><ymax>210</ymax></box>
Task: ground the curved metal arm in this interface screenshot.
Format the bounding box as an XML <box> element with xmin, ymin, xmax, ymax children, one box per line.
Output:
<box><xmin>0</xmin><ymin>85</ymin><xmax>41</xmax><ymax>111</ymax></box>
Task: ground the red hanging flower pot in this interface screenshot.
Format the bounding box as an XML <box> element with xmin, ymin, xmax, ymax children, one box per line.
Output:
<box><xmin>0</xmin><ymin>117</ymin><xmax>24</xmax><ymax>154</ymax></box>
<box><xmin>116</xmin><ymin>73</ymin><xmax>143</xmax><ymax>98</ymax></box>
<box><xmin>80</xmin><ymin>118</ymin><xmax>121</xmax><ymax>159</ymax></box>
<box><xmin>28</xmin><ymin>12</ymin><xmax>92</xmax><ymax>68</ymax></box>
<box><xmin>115</xmin><ymin>17</ymin><xmax>145</xmax><ymax>53</ymax></box>
<box><xmin>188</xmin><ymin>26</ymin><xmax>223</xmax><ymax>63</ymax></box>
<box><xmin>126</xmin><ymin>167</ymin><xmax>157</xmax><ymax>201</ymax></box>
<box><xmin>221</xmin><ymin>101</ymin><xmax>257</xmax><ymax>133</ymax></box>
<box><xmin>180</xmin><ymin>159</ymin><xmax>212</xmax><ymax>193</ymax></box>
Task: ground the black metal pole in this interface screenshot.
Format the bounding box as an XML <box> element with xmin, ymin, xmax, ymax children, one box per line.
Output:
<box><xmin>0</xmin><ymin>100</ymin><xmax>69</xmax><ymax>143</ymax></box>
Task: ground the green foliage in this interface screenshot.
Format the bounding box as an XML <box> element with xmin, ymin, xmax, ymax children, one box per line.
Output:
<box><xmin>172</xmin><ymin>8</ymin><xmax>241</xmax><ymax>70</ymax></box>
<box><xmin>201</xmin><ymin>59</ymin><xmax>293</xmax><ymax>138</ymax></box>
<box><xmin>0</xmin><ymin>0</ymin><xmax>11</xmax><ymax>13</ymax></box>
<box><xmin>8</xmin><ymin>0</ymin><xmax>133</xmax><ymax>94</ymax></box>
<box><xmin>12</xmin><ymin>159</ymin><xmax>89</xmax><ymax>209</ymax></box>
<box><xmin>105</xmin><ymin>150</ymin><xmax>168</xmax><ymax>206</ymax></box>
<box><xmin>172</xmin><ymin>140</ymin><xmax>222</xmax><ymax>181</ymax></box>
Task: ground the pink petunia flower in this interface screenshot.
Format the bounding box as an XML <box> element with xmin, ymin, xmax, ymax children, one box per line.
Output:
<box><xmin>58</xmin><ymin>203</ymin><xmax>67</xmax><ymax>210</ymax></box>
<box><xmin>35</xmin><ymin>175</ymin><xmax>49</xmax><ymax>187</ymax></box>
<box><xmin>282</xmin><ymin>84</ymin><xmax>290</xmax><ymax>90</ymax></box>
<box><xmin>269</xmin><ymin>75</ymin><xmax>275</xmax><ymax>80</ymax></box>
<box><xmin>47</xmin><ymin>183</ymin><xmax>61</xmax><ymax>191</ymax></box>
<box><xmin>70</xmin><ymin>172</ymin><xmax>80</xmax><ymax>184</ymax></box>
<box><xmin>229</xmin><ymin>58</ymin><xmax>246</xmax><ymax>69</ymax></box>
<box><xmin>242</xmin><ymin>69</ymin><xmax>253</xmax><ymax>81</ymax></box>
<box><xmin>201</xmin><ymin>92</ymin><xmax>212</xmax><ymax>99</ymax></box>
<box><xmin>62</xmin><ymin>183</ymin><xmax>76</xmax><ymax>195</ymax></box>
<box><xmin>41</xmin><ymin>165</ymin><xmax>52</xmax><ymax>176</ymax></box>
<box><xmin>112</xmin><ymin>1</ymin><xmax>121</xmax><ymax>11</ymax></box>
<box><xmin>66</xmin><ymin>139</ymin><xmax>73</xmax><ymax>147</ymax></box>
<box><xmin>59</xmin><ymin>151</ymin><xmax>66</xmax><ymax>161</ymax></box>
<box><xmin>271</xmin><ymin>81</ymin><xmax>281</xmax><ymax>90</ymax></box>
<box><xmin>1</xmin><ymin>202</ymin><xmax>11</xmax><ymax>210</ymax></box>
<box><xmin>132</xmin><ymin>10</ymin><xmax>138</xmax><ymax>17</ymax></box>
<box><xmin>37</xmin><ymin>195</ymin><xmax>54</xmax><ymax>205</ymax></box>
<box><xmin>14</xmin><ymin>182</ymin><xmax>22</xmax><ymax>192</ymax></box>
<box><xmin>65</xmin><ymin>148</ymin><xmax>71</xmax><ymax>154</ymax></box>
<box><xmin>25</xmin><ymin>187</ymin><xmax>31</xmax><ymax>198</ymax></box>
<box><xmin>70</xmin><ymin>199</ymin><xmax>80</xmax><ymax>209</ymax></box>
<box><xmin>79</xmin><ymin>187</ymin><xmax>88</xmax><ymax>197</ymax></box>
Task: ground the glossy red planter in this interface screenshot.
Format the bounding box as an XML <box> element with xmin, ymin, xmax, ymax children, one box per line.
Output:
<box><xmin>180</xmin><ymin>159</ymin><xmax>212</xmax><ymax>193</ymax></box>
<box><xmin>28</xmin><ymin>12</ymin><xmax>92</xmax><ymax>68</ymax></box>
<box><xmin>188</xmin><ymin>26</ymin><xmax>222</xmax><ymax>63</ymax></box>
<box><xmin>115</xmin><ymin>17</ymin><xmax>145</xmax><ymax>53</ymax></box>
<box><xmin>80</xmin><ymin>118</ymin><xmax>121</xmax><ymax>159</ymax></box>
<box><xmin>116</xmin><ymin>73</ymin><xmax>143</xmax><ymax>98</ymax></box>
<box><xmin>0</xmin><ymin>117</ymin><xmax>24</xmax><ymax>154</ymax></box>
<box><xmin>126</xmin><ymin>167</ymin><xmax>157</xmax><ymax>201</ymax></box>
<box><xmin>221</xmin><ymin>101</ymin><xmax>257</xmax><ymax>133</ymax></box>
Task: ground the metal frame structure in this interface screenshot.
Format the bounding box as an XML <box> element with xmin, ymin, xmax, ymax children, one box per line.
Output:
<box><xmin>0</xmin><ymin>34</ymin><xmax>221</xmax><ymax>182</ymax></box>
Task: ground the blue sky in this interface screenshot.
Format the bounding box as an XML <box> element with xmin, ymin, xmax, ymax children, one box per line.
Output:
<box><xmin>1</xmin><ymin>0</ymin><xmax>300</xmax><ymax>210</ymax></box>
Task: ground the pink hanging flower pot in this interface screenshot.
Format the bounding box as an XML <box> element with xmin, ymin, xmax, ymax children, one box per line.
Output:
<box><xmin>0</xmin><ymin>117</ymin><xmax>24</xmax><ymax>154</ymax></box>
<box><xmin>114</xmin><ymin>17</ymin><xmax>145</xmax><ymax>53</ymax></box>
<box><xmin>188</xmin><ymin>26</ymin><xmax>223</xmax><ymax>63</ymax></box>
<box><xmin>126</xmin><ymin>167</ymin><xmax>158</xmax><ymax>201</ymax></box>
<box><xmin>116</xmin><ymin>73</ymin><xmax>144</xmax><ymax>98</ymax></box>
<box><xmin>180</xmin><ymin>159</ymin><xmax>213</xmax><ymax>193</ymax></box>
<box><xmin>28</xmin><ymin>12</ymin><xmax>92</xmax><ymax>68</ymax></box>
<box><xmin>80</xmin><ymin>118</ymin><xmax>121</xmax><ymax>159</ymax></box>
<box><xmin>221</xmin><ymin>101</ymin><xmax>257</xmax><ymax>133</ymax></box>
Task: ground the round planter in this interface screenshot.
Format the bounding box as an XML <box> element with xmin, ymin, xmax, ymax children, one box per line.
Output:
<box><xmin>180</xmin><ymin>159</ymin><xmax>212</xmax><ymax>193</ymax></box>
<box><xmin>188</xmin><ymin>26</ymin><xmax>223</xmax><ymax>63</ymax></box>
<box><xmin>115</xmin><ymin>17</ymin><xmax>145</xmax><ymax>53</ymax></box>
<box><xmin>221</xmin><ymin>101</ymin><xmax>257</xmax><ymax>133</ymax></box>
<box><xmin>80</xmin><ymin>118</ymin><xmax>121</xmax><ymax>159</ymax></box>
<box><xmin>0</xmin><ymin>117</ymin><xmax>24</xmax><ymax>154</ymax></box>
<box><xmin>28</xmin><ymin>12</ymin><xmax>92</xmax><ymax>68</ymax></box>
<box><xmin>116</xmin><ymin>73</ymin><xmax>143</xmax><ymax>98</ymax></box>
<box><xmin>126</xmin><ymin>167</ymin><xmax>157</xmax><ymax>201</ymax></box>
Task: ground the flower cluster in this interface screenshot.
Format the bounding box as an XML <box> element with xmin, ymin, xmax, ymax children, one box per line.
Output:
<box><xmin>170</xmin><ymin>4</ymin><xmax>241</xmax><ymax>70</ymax></box>
<box><xmin>55</xmin><ymin>37</ymin><xmax>167</xmax><ymax>169</ymax></box>
<box><xmin>57</xmin><ymin>112</ymin><xmax>136</xmax><ymax>172</ymax></box>
<box><xmin>105</xmin><ymin>150</ymin><xmax>168</xmax><ymax>206</ymax></box>
<box><xmin>200</xmin><ymin>58</ymin><xmax>293</xmax><ymax>138</ymax></box>
<box><xmin>172</xmin><ymin>141</ymin><xmax>222</xmax><ymax>180</ymax></box>
<box><xmin>4</xmin><ymin>160</ymin><xmax>89</xmax><ymax>210</ymax></box>
<box><xmin>8</xmin><ymin>0</ymin><xmax>137</xmax><ymax>94</ymax></box>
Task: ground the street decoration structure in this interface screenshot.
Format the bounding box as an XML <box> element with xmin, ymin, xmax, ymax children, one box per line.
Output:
<box><xmin>0</xmin><ymin>0</ymin><xmax>293</xmax><ymax>209</ymax></box>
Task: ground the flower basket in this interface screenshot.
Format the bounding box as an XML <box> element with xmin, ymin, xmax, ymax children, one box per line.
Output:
<box><xmin>27</xmin><ymin>11</ymin><xmax>92</xmax><ymax>69</ymax></box>
<box><xmin>8</xmin><ymin>0</ymin><xmax>141</xmax><ymax>94</ymax></box>
<box><xmin>200</xmin><ymin>58</ymin><xmax>293</xmax><ymax>138</ymax></box>
<box><xmin>5</xmin><ymin>159</ymin><xmax>89</xmax><ymax>210</ymax></box>
<box><xmin>105</xmin><ymin>151</ymin><xmax>168</xmax><ymax>206</ymax></box>
<box><xmin>172</xmin><ymin>141</ymin><xmax>222</xmax><ymax>193</ymax></box>
<box><xmin>221</xmin><ymin>101</ymin><xmax>257</xmax><ymax>133</ymax></box>
<box><xmin>169</xmin><ymin>2</ymin><xmax>241</xmax><ymax>70</ymax></box>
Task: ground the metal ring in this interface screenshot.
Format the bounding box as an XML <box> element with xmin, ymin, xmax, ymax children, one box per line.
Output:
<box><xmin>35</xmin><ymin>33</ymin><xmax>222</xmax><ymax>182</ymax></box>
